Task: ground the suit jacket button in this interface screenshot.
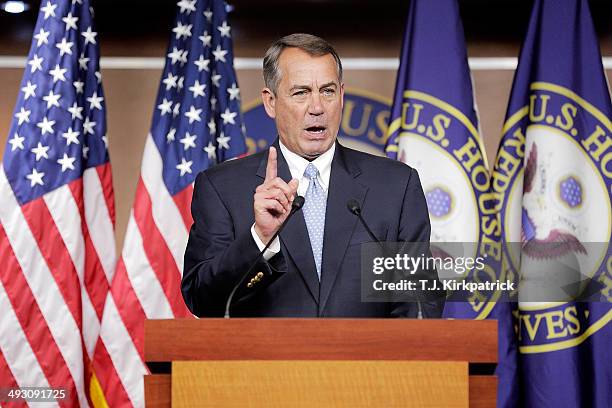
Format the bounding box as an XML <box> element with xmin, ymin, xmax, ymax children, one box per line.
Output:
<box><xmin>247</xmin><ymin>282</ymin><xmax>253</xmax><ymax>288</ymax></box>
<box><xmin>256</xmin><ymin>272</ymin><xmax>264</xmax><ymax>279</ymax></box>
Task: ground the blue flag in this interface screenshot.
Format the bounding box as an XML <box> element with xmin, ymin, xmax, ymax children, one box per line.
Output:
<box><xmin>491</xmin><ymin>0</ymin><xmax>612</xmax><ymax>406</ymax></box>
<box><xmin>385</xmin><ymin>1</ymin><xmax>517</xmax><ymax>406</ymax></box>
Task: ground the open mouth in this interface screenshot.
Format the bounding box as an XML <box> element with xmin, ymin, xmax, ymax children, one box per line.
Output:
<box><xmin>305</xmin><ymin>126</ymin><xmax>326</xmax><ymax>135</ymax></box>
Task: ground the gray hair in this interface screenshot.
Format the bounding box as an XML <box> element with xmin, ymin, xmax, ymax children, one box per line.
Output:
<box><xmin>263</xmin><ymin>33</ymin><xmax>343</xmax><ymax>94</ymax></box>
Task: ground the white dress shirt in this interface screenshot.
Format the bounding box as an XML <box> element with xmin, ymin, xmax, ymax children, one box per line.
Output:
<box><xmin>251</xmin><ymin>140</ymin><xmax>336</xmax><ymax>259</ymax></box>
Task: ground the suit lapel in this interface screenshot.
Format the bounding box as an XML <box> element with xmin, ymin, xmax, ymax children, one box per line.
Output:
<box><xmin>319</xmin><ymin>145</ymin><xmax>367</xmax><ymax>312</ymax></box>
<box><xmin>256</xmin><ymin>142</ymin><xmax>320</xmax><ymax>303</ymax></box>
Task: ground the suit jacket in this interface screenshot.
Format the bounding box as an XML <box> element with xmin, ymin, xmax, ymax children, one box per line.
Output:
<box><xmin>182</xmin><ymin>141</ymin><xmax>444</xmax><ymax>318</ymax></box>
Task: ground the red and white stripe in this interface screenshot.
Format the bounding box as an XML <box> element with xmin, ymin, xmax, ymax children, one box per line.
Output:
<box><xmin>0</xmin><ymin>164</ymin><xmax>116</xmax><ymax>408</ymax></box>
<box><xmin>93</xmin><ymin>135</ymin><xmax>194</xmax><ymax>407</ymax></box>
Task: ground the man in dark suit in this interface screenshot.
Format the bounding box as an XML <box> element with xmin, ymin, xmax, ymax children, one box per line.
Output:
<box><xmin>182</xmin><ymin>33</ymin><xmax>444</xmax><ymax>318</ymax></box>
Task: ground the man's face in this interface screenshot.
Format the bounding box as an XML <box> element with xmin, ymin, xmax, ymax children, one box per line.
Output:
<box><xmin>262</xmin><ymin>47</ymin><xmax>344</xmax><ymax>159</ymax></box>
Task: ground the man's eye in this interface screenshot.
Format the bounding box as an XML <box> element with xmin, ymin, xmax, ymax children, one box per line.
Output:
<box><xmin>292</xmin><ymin>90</ymin><xmax>307</xmax><ymax>96</ymax></box>
<box><xmin>322</xmin><ymin>88</ymin><xmax>335</xmax><ymax>96</ymax></box>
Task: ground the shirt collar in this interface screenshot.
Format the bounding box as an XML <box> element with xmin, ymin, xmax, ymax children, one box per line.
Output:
<box><xmin>278</xmin><ymin>140</ymin><xmax>335</xmax><ymax>192</ymax></box>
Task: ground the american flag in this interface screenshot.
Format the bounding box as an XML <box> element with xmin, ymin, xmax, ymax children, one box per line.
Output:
<box><xmin>0</xmin><ymin>0</ymin><xmax>115</xmax><ymax>407</ymax></box>
<box><xmin>91</xmin><ymin>0</ymin><xmax>246</xmax><ymax>406</ymax></box>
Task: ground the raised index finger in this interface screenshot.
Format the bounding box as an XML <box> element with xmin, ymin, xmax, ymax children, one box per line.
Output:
<box><xmin>265</xmin><ymin>146</ymin><xmax>277</xmax><ymax>181</ymax></box>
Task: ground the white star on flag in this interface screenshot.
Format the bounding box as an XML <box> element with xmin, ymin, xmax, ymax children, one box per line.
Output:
<box><xmin>68</xmin><ymin>103</ymin><xmax>83</xmax><ymax>120</ymax></box>
<box><xmin>21</xmin><ymin>81</ymin><xmax>37</xmax><ymax>100</ymax></box>
<box><xmin>15</xmin><ymin>107</ymin><xmax>31</xmax><ymax>124</ymax></box>
<box><xmin>217</xmin><ymin>21</ymin><xmax>231</xmax><ymax>38</ymax></box>
<box><xmin>166</xmin><ymin>128</ymin><xmax>176</xmax><ymax>143</ymax></box>
<box><xmin>41</xmin><ymin>1</ymin><xmax>57</xmax><ymax>19</ymax></box>
<box><xmin>217</xmin><ymin>133</ymin><xmax>231</xmax><ymax>149</ymax></box>
<box><xmin>177</xmin><ymin>0</ymin><xmax>196</xmax><ymax>14</ymax></box>
<box><xmin>8</xmin><ymin>133</ymin><xmax>25</xmax><ymax>151</ymax></box>
<box><xmin>26</xmin><ymin>168</ymin><xmax>45</xmax><ymax>187</ymax></box>
<box><xmin>73</xmin><ymin>80</ymin><xmax>84</xmax><ymax>94</ymax></box>
<box><xmin>56</xmin><ymin>38</ymin><xmax>74</xmax><ymax>56</ymax></box>
<box><xmin>176</xmin><ymin>157</ymin><xmax>193</xmax><ymax>176</ymax></box>
<box><xmin>82</xmin><ymin>26</ymin><xmax>97</xmax><ymax>45</ymax></box>
<box><xmin>62</xmin><ymin>127</ymin><xmax>80</xmax><ymax>145</ymax></box>
<box><xmin>31</xmin><ymin>142</ymin><xmax>50</xmax><ymax>161</ymax></box>
<box><xmin>83</xmin><ymin>117</ymin><xmax>96</xmax><ymax>135</ymax></box>
<box><xmin>189</xmin><ymin>80</ymin><xmax>206</xmax><ymax>98</ymax></box>
<box><xmin>227</xmin><ymin>82</ymin><xmax>240</xmax><ymax>100</ymax></box>
<box><xmin>62</xmin><ymin>13</ymin><xmax>79</xmax><ymax>30</ymax></box>
<box><xmin>42</xmin><ymin>90</ymin><xmax>61</xmax><ymax>108</ymax></box>
<box><xmin>57</xmin><ymin>153</ymin><xmax>76</xmax><ymax>172</ymax></box>
<box><xmin>203</xmin><ymin>141</ymin><xmax>216</xmax><ymax>159</ymax></box>
<box><xmin>211</xmin><ymin>72</ymin><xmax>222</xmax><ymax>87</ymax></box>
<box><xmin>204</xmin><ymin>8</ymin><xmax>212</xmax><ymax>22</ymax></box>
<box><xmin>199</xmin><ymin>31</ymin><xmax>211</xmax><ymax>47</ymax></box>
<box><xmin>208</xmin><ymin>118</ymin><xmax>216</xmax><ymax>135</ymax></box>
<box><xmin>220</xmin><ymin>108</ymin><xmax>237</xmax><ymax>125</ymax></box>
<box><xmin>172</xmin><ymin>102</ymin><xmax>181</xmax><ymax>117</ymax></box>
<box><xmin>194</xmin><ymin>55</ymin><xmax>210</xmax><ymax>72</ymax></box>
<box><xmin>87</xmin><ymin>91</ymin><xmax>104</xmax><ymax>110</ymax></box>
<box><xmin>157</xmin><ymin>98</ymin><xmax>173</xmax><ymax>115</ymax></box>
<box><xmin>79</xmin><ymin>54</ymin><xmax>90</xmax><ymax>70</ymax></box>
<box><xmin>34</xmin><ymin>28</ymin><xmax>50</xmax><ymax>46</ymax></box>
<box><xmin>163</xmin><ymin>73</ymin><xmax>178</xmax><ymax>90</ymax></box>
<box><xmin>173</xmin><ymin>22</ymin><xmax>192</xmax><ymax>39</ymax></box>
<box><xmin>179</xmin><ymin>50</ymin><xmax>189</xmax><ymax>65</ymax></box>
<box><xmin>49</xmin><ymin>64</ymin><xmax>67</xmax><ymax>83</ymax></box>
<box><xmin>167</xmin><ymin>47</ymin><xmax>185</xmax><ymax>65</ymax></box>
<box><xmin>184</xmin><ymin>105</ymin><xmax>202</xmax><ymax>123</ymax></box>
<box><xmin>212</xmin><ymin>45</ymin><xmax>228</xmax><ymax>62</ymax></box>
<box><xmin>28</xmin><ymin>54</ymin><xmax>44</xmax><ymax>73</ymax></box>
<box><xmin>37</xmin><ymin>116</ymin><xmax>56</xmax><ymax>135</ymax></box>
<box><xmin>180</xmin><ymin>132</ymin><xmax>197</xmax><ymax>150</ymax></box>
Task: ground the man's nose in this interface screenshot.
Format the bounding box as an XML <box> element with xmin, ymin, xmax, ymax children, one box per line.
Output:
<box><xmin>308</xmin><ymin>92</ymin><xmax>324</xmax><ymax>115</ymax></box>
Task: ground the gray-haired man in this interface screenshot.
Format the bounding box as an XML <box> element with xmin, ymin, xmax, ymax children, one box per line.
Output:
<box><xmin>182</xmin><ymin>33</ymin><xmax>443</xmax><ymax>318</ymax></box>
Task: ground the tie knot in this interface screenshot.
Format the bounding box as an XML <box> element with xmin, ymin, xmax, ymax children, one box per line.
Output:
<box><xmin>304</xmin><ymin>163</ymin><xmax>319</xmax><ymax>180</ymax></box>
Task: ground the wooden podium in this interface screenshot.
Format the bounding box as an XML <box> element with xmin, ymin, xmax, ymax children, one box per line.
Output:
<box><xmin>144</xmin><ymin>319</ymin><xmax>497</xmax><ymax>407</ymax></box>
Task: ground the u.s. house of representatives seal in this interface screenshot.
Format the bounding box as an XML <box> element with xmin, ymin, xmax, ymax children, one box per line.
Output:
<box><xmin>386</xmin><ymin>90</ymin><xmax>503</xmax><ymax>318</ymax></box>
<box><xmin>494</xmin><ymin>82</ymin><xmax>611</xmax><ymax>353</ymax></box>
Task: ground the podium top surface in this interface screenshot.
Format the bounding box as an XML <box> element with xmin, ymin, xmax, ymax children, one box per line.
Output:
<box><xmin>144</xmin><ymin>318</ymin><xmax>498</xmax><ymax>364</ymax></box>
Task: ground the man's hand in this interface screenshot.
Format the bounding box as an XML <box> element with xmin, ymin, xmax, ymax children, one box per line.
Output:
<box><xmin>254</xmin><ymin>146</ymin><xmax>299</xmax><ymax>244</ymax></box>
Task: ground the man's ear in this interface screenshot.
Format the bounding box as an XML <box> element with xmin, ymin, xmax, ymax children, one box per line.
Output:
<box><xmin>339</xmin><ymin>82</ymin><xmax>345</xmax><ymax>109</ymax></box>
<box><xmin>261</xmin><ymin>88</ymin><xmax>276</xmax><ymax>119</ymax></box>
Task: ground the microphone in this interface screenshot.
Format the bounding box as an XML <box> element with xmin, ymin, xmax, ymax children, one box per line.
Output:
<box><xmin>224</xmin><ymin>196</ymin><xmax>305</xmax><ymax>318</ymax></box>
<box><xmin>346</xmin><ymin>199</ymin><xmax>382</xmax><ymax>246</ymax></box>
<box><xmin>348</xmin><ymin>199</ymin><xmax>429</xmax><ymax>312</ymax></box>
